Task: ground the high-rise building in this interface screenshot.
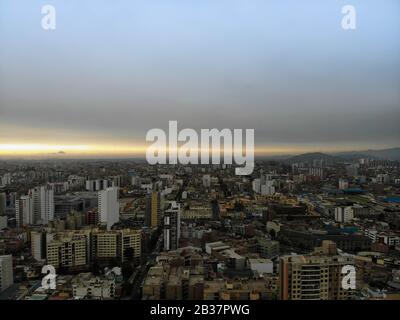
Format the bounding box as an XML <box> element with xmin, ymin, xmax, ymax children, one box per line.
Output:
<box><xmin>98</xmin><ymin>187</ymin><xmax>119</xmax><ymax>230</ymax></box>
<box><xmin>334</xmin><ymin>207</ymin><xmax>354</xmax><ymax>223</ymax></box>
<box><xmin>86</xmin><ymin>179</ymin><xmax>111</xmax><ymax>192</ymax></box>
<box><xmin>15</xmin><ymin>193</ymin><xmax>34</xmax><ymax>226</ymax></box>
<box><xmin>146</xmin><ymin>191</ymin><xmax>160</xmax><ymax>228</ymax></box>
<box><xmin>39</xmin><ymin>184</ymin><xmax>55</xmax><ymax>223</ymax></box>
<box><xmin>31</xmin><ymin>231</ymin><xmax>45</xmax><ymax>261</ymax></box>
<box><xmin>91</xmin><ymin>230</ymin><xmax>118</xmax><ymax>262</ymax></box>
<box><xmin>261</xmin><ymin>181</ymin><xmax>275</xmax><ymax>196</ymax></box>
<box><xmin>252</xmin><ymin>179</ymin><xmax>261</xmax><ymax>194</ymax></box>
<box><xmin>0</xmin><ymin>255</ymin><xmax>13</xmax><ymax>292</ymax></box>
<box><xmin>163</xmin><ymin>201</ymin><xmax>181</xmax><ymax>251</ymax></box>
<box><xmin>0</xmin><ymin>216</ymin><xmax>6</xmax><ymax>230</ymax></box>
<box><xmin>91</xmin><ymin>229</ymin><xmax>141</xmax><ymax>263</ymax></box>
<box><xmin>0</xmin><ymin>173</ymin><xmax>11</xmax><ymax>187</ymax></box>
<box><xmin>279</xmin><ymin>241</ymin><xmax>355</xmax><ymax>300</ymax></box>
<box><xmin>27</xmin><ymin>184</ymin><xmax>54</xmax><ymax>224</ymax></box>
<box><xmin>47</xmin><ymin>235</ymin><xmax>87</xmax><ymax>268</ymax></box>
<box><xmin>309</xmin><ymin>167</ymin><xmax>324</xmax><ymax>179</ymax></box>
<box><xmin>31</xmin><ymin>231</ymin><xmax>54</xmax><ymax>261</ymax></box>
<box><xmin>119</xmin><ymin>229</ymin><xmax>142</xmax><ymax>262</ymax></box>
<box><xmin>0</xmin><ymin>193</ymin><xmax>6</xmax><ymax>216</ymax></box>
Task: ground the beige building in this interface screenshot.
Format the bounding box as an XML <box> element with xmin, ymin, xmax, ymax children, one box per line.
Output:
<box><xmin>0</xmin><ymin>255</ymin><xmax>13</xmax><ymax>292</ymax></box>
<box><xmin>182</xmin><ymin>202</ymin><xmax>212</xmax><ymax>220</ymax></box>
<box><xmin>142</xmin><ymin>266</ymin><xmax>164</xmax><ymax>299</ymax></box>
<box><xmin>91</xmin><ymin>229</ymin><xmax>141</xmax><ymax>263</ymax></box>
<box><xmin>47</xmin><ymin>235</ymin><xmax>87</xmax><ymax>268</ymax></box>
<box><xmin>280</xmin><ymin>241</ymin><xmax>356</xmax><ymax>300</ymax></box>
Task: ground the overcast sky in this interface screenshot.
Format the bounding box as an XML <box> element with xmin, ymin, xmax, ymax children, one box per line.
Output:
<box><xmin>0</xmin><ymin>0</ymin><xmax>399</xmax><ymax>156</ymax></box>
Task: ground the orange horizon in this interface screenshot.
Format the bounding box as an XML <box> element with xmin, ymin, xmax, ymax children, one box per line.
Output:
<box><xmin>0</xmin><ymin>143</ymin><xmax>394</xmax><ymax>158</ymax></box>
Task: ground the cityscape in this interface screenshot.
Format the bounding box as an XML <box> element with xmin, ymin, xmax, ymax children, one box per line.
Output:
<box><xmin>0</xmin><ymin>0</ymin><xmax>400</xmax><ymax>309</ymax></box>
<box><xmin>0</xmin><ymin>150</ymin><xmax>400</xmax><ymax>300</ymax></box>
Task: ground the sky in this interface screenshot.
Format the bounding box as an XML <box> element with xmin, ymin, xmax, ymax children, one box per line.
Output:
<box><xmin>0</xmin><ymin>0</ymin><xmax>399</xmax><ymax>158</ymax></box>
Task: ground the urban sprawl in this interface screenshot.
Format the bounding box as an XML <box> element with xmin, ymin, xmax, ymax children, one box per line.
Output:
<box><xmin>0</xmin><ymin>153</ymin><xmax>399</xmax><ymax>300</ymax></box>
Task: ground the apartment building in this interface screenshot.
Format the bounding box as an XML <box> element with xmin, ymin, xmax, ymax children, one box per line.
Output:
<box><xmin>279</xmin><ymin>241</ymin><xmax>355</xmax><ymax>300</ymax></box>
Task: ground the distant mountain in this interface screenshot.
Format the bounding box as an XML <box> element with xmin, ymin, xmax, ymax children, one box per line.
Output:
<box><xmin>285</xmin><ymin>152</ymin><xmax>339</xmax><ymax>164</ymax></box>
<box><xmin>334</xmin><ymin>147</ymin><xmax>400</xmax><ymax>161</ymax></box>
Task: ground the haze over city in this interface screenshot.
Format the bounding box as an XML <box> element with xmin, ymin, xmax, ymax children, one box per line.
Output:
<box><xmin>0</xmin><ymin>0</ymin><xmax>399</xmax><ymax>158</ymax></box>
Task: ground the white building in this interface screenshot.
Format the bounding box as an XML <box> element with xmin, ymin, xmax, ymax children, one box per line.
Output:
<box><xmin>72</xmin><ymin>273</ymin><xmax>115</xmax><ymax>299</ymax></box>
<box><xmin>309</xmin><ymin>167</ymin><xmax>324</xmax><ymax>179</ymax></box>
<box><xmin>376</xmin><ymin>174</ymin><xmax>390</xmax><ymax>184</ymax></box>
<box><xmin>364</xmin><ymin>229</ymin><xmax>378</xmax><ymax>242</ymax></box>
<box><xmin>131</xmin><ymin>176</ymin><xmax>141</xmax><ymax>187</ymax></box>
<box><xmin>202</xmin><ymin>175</ymin><xmax>211</xmax><ymax>188</ymax></box>
<box><xmin>0</xmin><ymin>255</ymin><xmax>13</xmax><ymax>292</ymax></box>
<box><xmin>338</xmin><ymin>178</ymin><xmax>349</xmax><ymax>190</ymax></box>
<box><xmin>1</xmin><ymin>173</ymin><xmax>11</xmax><ymax>187</ymax></box>
<box><xmin>385</xmin><ymin>235</ymin><xmax>400</xmax><ymax>246</ymax></box>
<box><xmin>252</xmin><ymin>179</ymin><xmax>261</xmax><ymax>194</ymax></box>
<box><xmin>261</xmin><ymin>180</ymin><xmax>275</xmax><ymax>195</ymax></box>
<box><xmin>25</xmin><ymin>185</ymin><xmax>55</xmax><ymax>224</ymax></box>
<box><xmin>15</xmin><ymin>193</ymin><xmax>34</xmax><ymax>226</ymax></box>
<box><xmin>98</xmin><ymin>187</ymin><xmax>120</xmax><ymax>230</ymax></box>
<box><xmin>248</xmin><ymin>258</ymin><xmax>273</xmax><ymax>274</ymax></box>
<box><xmin>39</xmin><ymin>185</ymin><xmax>55</xmax><ymax>224</ymax></box>
<box><xmin>50</xmin><ymin>182</ymin><xmax>69</xmax><ymax>194</ymax></box>
<box><xmin>0</xmin><ymin>216</ymin><xmax>7</xmax><ymax>230</ymax></box>
<box><xmin>163</xmin><ymin>201</ymin><xmax>181</xmax><ymax>251</ymax></box>
<box><xmin>334</xmin><ymin>207</ymin><xmax>354</xmax><ymax>223</ymax></box>
<box><xmin>86</xmin><ymin>179</ymin><xmax>118</xmax><ymax>192</ymax></box>
<box><xmin>0</xmin><ymin>193</ymin><xmax>6</xmax><ymax>216</ymax></box>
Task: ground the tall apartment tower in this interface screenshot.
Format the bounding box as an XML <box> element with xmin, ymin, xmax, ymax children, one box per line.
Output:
<box><xmin>163</xmin><ymin>201</ymin><xmax>181</xmax><ymax>251</ymax></box>
<box><xmin>98</xmin><ymin>187</ymin><xmax>120</xmax><ymax>230</ymax></box>
<box><xmin>15</xmin><ymin>193</ymin><xmax>34</xmax><ymax>226</ymax></box>
<box><xmin>334</xmin><ymin>207</ymin><xmax>354</xmax><ymax>223</ymax></box>
<box><xmin>30</xmin><ymin>231</ymin><xmax>54</xmax><ymax>261</ymax></box>
<box><xmin>27</xmin><ymin>184</ymin><xmax>54</xmax><ymax>224</ymax></box>
<box><xmin>279</xmin><ymin>241</ymin><xmax>355</xmax><ymax>300</ymax></box>
<box><xmin>40</xmin><ymin>184</ymin><xmax>55</xmax><ymax>223</ymax></box>
<box><xmin>146</xmin><ymin>191</ymin><xmax>160</xmax><ymax>228</ymax></box>
<box><xmin>0</xmin><ymin>193</ymin><xmax>6</xmax><ymax>216</ymax></box>
<box><xmin>0</xmin><ymin>255</ymin><xmax>13</xmax><ymax>292</ymax></box>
